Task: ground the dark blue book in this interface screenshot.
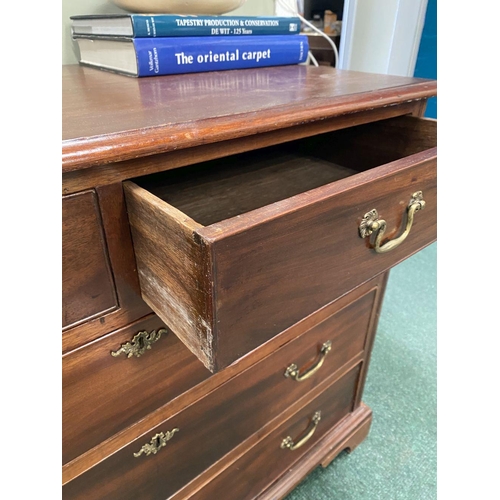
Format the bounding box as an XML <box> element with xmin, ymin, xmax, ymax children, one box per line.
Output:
<box><xmin>73</xmin><ymin>35</ymin><xmax>309</xmax><ymax>77</ymax></box>
<box><xmin>70</xmin><ymin>14</ymin><xmax>301</xmax><ymax>37</ymax></box>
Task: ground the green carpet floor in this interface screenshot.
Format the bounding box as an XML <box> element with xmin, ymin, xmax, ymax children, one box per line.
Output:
<box><xmin>285</xmin><ymin>242</ymin><xmax>437</xmax><ymax>500</ymax></box>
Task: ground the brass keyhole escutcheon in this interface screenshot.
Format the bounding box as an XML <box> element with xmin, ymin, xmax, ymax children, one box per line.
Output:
<box><xmin>133</xmin><ymin>429</ymin><xmax>179</xmax><ymax>458</ymax></box>
<box><xmin>111</xmin><ymin>328</ymin><xmax>167</xmax><ymax>358</ymax></box>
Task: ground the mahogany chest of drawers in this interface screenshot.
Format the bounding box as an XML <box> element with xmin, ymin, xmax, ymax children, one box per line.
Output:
<box><xmin>62</xmin><ymin>64</ymin><xmax>437</xmax><ymax>499</ymax></box>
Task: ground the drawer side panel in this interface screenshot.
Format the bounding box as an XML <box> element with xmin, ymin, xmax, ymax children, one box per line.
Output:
<box><xmin>123</xmin><ymin>181</ymin><xmax>215</xmax><ymax>370</ymax></box>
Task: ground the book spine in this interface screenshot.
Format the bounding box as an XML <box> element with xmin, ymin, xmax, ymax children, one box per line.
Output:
<box><xmin>134</xmin><ymin>35</ymin><xmax>309</xmax><ymax>77</ymax></box>
<box><xmin>131</xmin><ymin>15</ymin><xmax>301</xmax><ymax>37</ymax></box>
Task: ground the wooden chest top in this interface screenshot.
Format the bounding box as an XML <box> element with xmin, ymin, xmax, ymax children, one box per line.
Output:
<box><xmin>62</xmin><ymin>64</ymin><xmax>436</xmax><ymax>172</ymax></box>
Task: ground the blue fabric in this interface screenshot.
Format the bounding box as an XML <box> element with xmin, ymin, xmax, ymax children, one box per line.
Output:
<box><xmin>413</xmin><ymin>0</ymin><xmax>437</xmax><ymax>118</ymax></box>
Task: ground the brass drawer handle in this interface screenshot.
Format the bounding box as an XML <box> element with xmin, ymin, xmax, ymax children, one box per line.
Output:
<box><xmin>134</xmin><ymin>429</ymin><xmax>179</xmax><ymax>457</ymax></box>
<box><xmin>281</xmin><ymin>411</ymin><xmax>321</xmax><ymax>451</ymax></box>
<box><xmin>359</xmin><ymin>191</ymin><xmax>426</xmax><ymax>254</ymax></box>
<box><xmin>111</xmin><ymin>328</ymin><xmax>167</xmax><ymax>358</ymax></box>
<box><xmin>284</xmin><ymin>341</ymin><xmax>332</xmax><ymax>382</ymax></box>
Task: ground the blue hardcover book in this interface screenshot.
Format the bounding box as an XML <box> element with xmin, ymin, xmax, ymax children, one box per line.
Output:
<box><xmin>74</xmin><ymin>35</ymin><xmax>309</xmax><ymax>77</ymax></box>
<box><xmin>71</xmin><ymin>14</ymin><xmax>301</xmax><ymax>37</ymax></box>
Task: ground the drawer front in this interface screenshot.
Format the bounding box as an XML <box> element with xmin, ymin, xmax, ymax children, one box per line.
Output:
<box><xmin>62</xmin><ymin>284</ymin><xmax>377</xmax><ymax>499</ymax></box>
<box><xmin>209</xmin><ymin>152</ymin><xmax>436</xmax><ymax>368</ymax></box>
<box><xmin>189</xmin><ymin>365</ymin><xmax>362</xmax><ymax>500</ymax></box>
<box><xmin>63</xmin><ymin>314</ymin><xmax>210</xmax><ymax>464</ymax></box>
<box><xmin>62</xmin><ymin>190</ymin><xmax>117</xmax><ymax>329</ymax></box>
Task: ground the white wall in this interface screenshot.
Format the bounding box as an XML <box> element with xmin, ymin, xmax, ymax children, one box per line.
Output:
<box><xmin>340</xmin><ymin>0</ymin><xmax>428</xmax><ymax>76</ymax></box>
<box><xmin>62</xmin><ymin>0</ymin><xmax>274</xmax><ymax>65</ymax></box>
<box><xmin>231</xmin><ymin>0</ymin><xmax>275</xmax><ymax>15</ymax></box>
<box><xmin>63</xmin><ymin>0</ymin><xmax>123</xmax><ymax>65</ymax></box>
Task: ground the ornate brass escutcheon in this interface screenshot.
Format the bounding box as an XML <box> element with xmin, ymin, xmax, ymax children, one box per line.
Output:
<box><xmin>281</xmin><ymin>411</ymin><xmax>321</xmax><ymax>451</ymax></box>
<box><xmin>284</xmin><ymin>341</ymin><xmax>332</xmax><ymax>382</ymax></box>
<box><xmin>111</xmin><ymin>328</ymin><xmax>167</xmax><ymax>358</ymax></box>
<box><xmin>359</xmin><ymin>191</ymin><xmax>426</xmax><ymax>254</ymax></box>
<box><xmin>133</xmin><ymin>429</ymin><xmax>179</xmax><ymax>458</ymax></box>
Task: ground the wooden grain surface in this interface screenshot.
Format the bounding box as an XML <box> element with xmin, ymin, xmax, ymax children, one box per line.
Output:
<box><xmin>62</xmin><ymin>285</ymin><xmax>373</xmax><ymax>499</ymax></box>
<box><xmin>187</xmin><ymin>366</ymin><xmax>361</xmax><ymax>500</ymax></box>
<box><xmin>123</xmin><ymin>181</ymin><xmax>215</xmax><ymax>370</ymax></box>
<box><xmin>61</xmin><ymin>65</ymin><xmax>437</xmax><ymax>498</ymax></box>
<box><xmin>354</xmin><ymin>272</ymin><xmax>389</xmax><ymax>408</ymax></box>
<box><xmin>63</xmin><ymin>314</ymin><xmax>210</xmax><ymax>465</ymax></box>
<box><xmin>62</xmin><ymin>184</ymin><xmax>151</xmax><ymax>353</ymax></box>
<box><xmin>63</xmin><ymin>362</ymin><xmax>361</xmax><ymax>500</ymax></box>
<box><xmin>62</xmin><ymin>190</ymin><xmax>117</xmax><ymax>329</ymax></box>
<box><xmin>61</xmin><ymin>101</ymin><xmax>423</xmax><ymax>196</ymax></box>
<box><xmin>262</xmin><ymin>403</ymin><xmax>372</xmax><ymax>500</ymax></box>
<box><xmin>304</xmin><ymin>115</ymin><xmax>437</xmax><ymax>170</ymax></box>
<box><xmin>136</xmin><ymin>151</ymin><xmax>356</xmax><ymax>226</ymax></box>
<box><xmin>206</xmin><ymin>151</ymin><xmax>436</xmax><ymax>369</ymax></box>
<box><xmin>168</xmin><ymin>277</ymin><xmax>386</xmax><ymax>500</ymax></box>
<box><xmin>62</xmin><ymin>65</ymin><xmax>436</xmax><ymax>172</ymax></box>
<box><xmin>124</xmin><ymin>116</ymin><xmax>436</xmax><ymax>371</ymax></box>
<box><xmin>62</xmin><ymin>275</ymin><xmax>386</xmax><ymax>487</ymax></box>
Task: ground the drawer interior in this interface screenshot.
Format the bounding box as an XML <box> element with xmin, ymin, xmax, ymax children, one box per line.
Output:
<box><xmin>133</xmin><ymin>115</ymin><xmax>436</xmax><ymax>226</ymax></box>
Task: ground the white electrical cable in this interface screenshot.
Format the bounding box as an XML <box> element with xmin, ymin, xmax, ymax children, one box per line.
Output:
<box><xmin>277</xmin><ymin>0</ymin><xmax>339</xmax><ymax>68</ymax></box>
<box><xmin>308</xmin><ymin>50</ymin><xmax>319</xmax><ymax>67</ymax></box>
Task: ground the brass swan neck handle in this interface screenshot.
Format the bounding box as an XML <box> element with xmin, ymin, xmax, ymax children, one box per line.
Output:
<box><xmin>359</xmin><ymin>191</ymin><xmax>426</xmax><ymax>254</ymax></box>
<box><xmin>284</xmin><ymin>341</ymin><xmax>332</xmax><ymax>382</ymax></box>
<box><xmin>281</xmin><ymin>411</ymin><xmax>321</xmax><ymax>451</ymax></box>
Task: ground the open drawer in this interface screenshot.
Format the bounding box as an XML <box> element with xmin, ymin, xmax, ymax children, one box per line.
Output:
<box><xmin>124</xmin><ymin>115</ymin><xmax>437</xmax><ymax>372</ymax></box>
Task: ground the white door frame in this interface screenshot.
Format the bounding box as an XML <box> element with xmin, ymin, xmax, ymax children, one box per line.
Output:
<box><xmin>338</xmin><ymin>0</ymin><xmax>429</xmax><ymax>76</ymax></box>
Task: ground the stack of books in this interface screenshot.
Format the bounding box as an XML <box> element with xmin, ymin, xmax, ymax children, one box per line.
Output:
<box><xmin>70</xmin><ymin>13</ymin><xmax>309</xmax><ymax>77</ymax></box>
